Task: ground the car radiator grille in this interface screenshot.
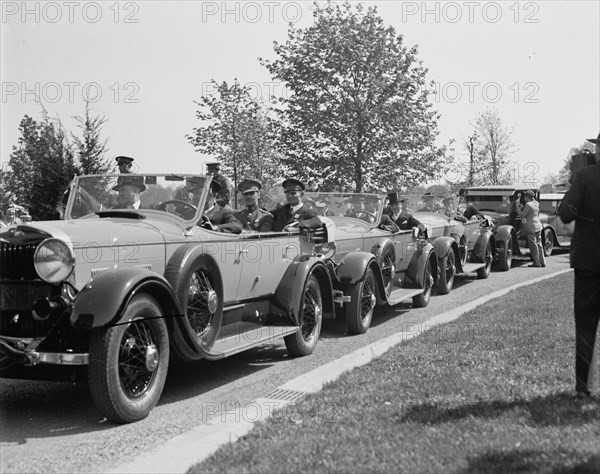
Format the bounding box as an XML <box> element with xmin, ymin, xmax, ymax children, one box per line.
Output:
<box><xmin>0</xmin><ymin>241</ymin><xmax>38</xmax><ymax>280</ymax></box>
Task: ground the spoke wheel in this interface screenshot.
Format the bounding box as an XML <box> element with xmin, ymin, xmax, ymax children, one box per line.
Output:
<box><xmin>413</xmin><ymin>257</ymin><xmax>434</xmax><ymax>308</ymax></box>
<box><xmin>285</xmin><ymin>275</ymin><xmax>322</xmax><ymax>357</ymax></box>
<box><xmin>476</xmin><ymin>241</ymin><xmax>493</xmax><ymax>279</ymax></box>
<box><xmin>381</xmin><ymin>251</ymin><xmax>396</xmax><ymax>296</ymax></box>
<box><xmin>165</xmin><ymin>250</ymin><xmax>223</xmax><ymax>355</ymax></box>
<box><xmin>346</xmin><ymin>268</ymin><xmax>376</xmax><ymax>334</ymax></box>
<box><xmin>497</xmin><ymin>237</ymin><xmax>513</xmax><ymax>271</ymax></box>
<box><xmin>437</xmin><ymin>250</ymin><xmax>456</xmax><ymax>295</ymax></box>
<box><xmin>186</xmin><ymin>270</ymin><xmax>216</xmax><ymax>339</ymax></box>
<box><xmin>543</xmin><ymin>228</ymin><xmax>554</xmax><ymax>257</ymax></box>
<box><xmin>89</xmin><ymin>294</ymin><xmax>169</xmax><ymax>423</ymax></box>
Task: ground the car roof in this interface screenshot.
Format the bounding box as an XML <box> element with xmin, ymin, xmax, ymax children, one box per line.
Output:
<box><xmin>465</xmin><ymin>184</ymin><xmax>538</xmax><ymax>192</ymax></box>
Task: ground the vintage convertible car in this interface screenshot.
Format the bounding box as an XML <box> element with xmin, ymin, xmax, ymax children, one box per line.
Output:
<box><xmin>458</xmin><ymin>185</ymin><xmax>546</xmax><ymax>268</ymax></box>
<box><xmin>390</xmin><ymin>194</ymin><xmax>495</xmax><ymax>295</ymax></box>
<box><xmin>538</xmin><ymin>192</ymin><xmax>572</xmax><ymax>256</ymax></box>
<box><xmin>0</xmin><ymin>174</ymin><xmax>335</xmax><ymax>423</ymax></box>
<box><xmin>305</xmin><ymin>192</ymin><xmax>437</xmax><ymax>335</ymax></box>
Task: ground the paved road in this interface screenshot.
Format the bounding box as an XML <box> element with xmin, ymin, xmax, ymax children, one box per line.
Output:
<box><xmin>0</xmin><ymin>252</ymin><xmax>572</xmax><ymax>473</ymax></box>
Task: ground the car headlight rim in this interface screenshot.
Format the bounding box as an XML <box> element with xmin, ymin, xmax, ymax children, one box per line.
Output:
<box><xmin>34</xmin><ymin>238</ymin><xmax>75</xmax><ymax>283</ymax></box>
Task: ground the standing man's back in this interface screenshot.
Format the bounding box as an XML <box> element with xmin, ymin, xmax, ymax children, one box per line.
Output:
<box><xmin>558</xmin><ymin>132</ymin><xmax>600</xmax><ymax>399</ymax></box>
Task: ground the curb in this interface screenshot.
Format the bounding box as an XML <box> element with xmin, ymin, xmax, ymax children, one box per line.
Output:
<box><xmin>104</xmin><ymin>268</ymin><xmax>572</xmax><ymax>474</ymax></box>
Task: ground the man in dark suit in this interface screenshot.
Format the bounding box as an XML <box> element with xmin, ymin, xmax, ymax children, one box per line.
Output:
<box><xmin>384</xmin><ymin>192</ymin><xmax>425</xmax><ymax>231</ymax></box>
<box><xmin>271</xmin><ymin>178</ymin><xmax>322</xmax><ymax>232</ymax></box>
<box><xmin>199</xmin><ymin>180</ymin><xmax>242</xmax><ymax>234</ymax></box>
<box><xmin>234</xmin><ymin>179</ymin><xmax>274</xmax><ymax>232</ymax></box>
<box><xmin>112</xmin><ymin>175</ymin><xmax>146</xmax><ymax>209</ymax></box>
<box><xmin>559</xmin><ymin>132</ymin><xmax>600</xmax><ymax>399</ymax></box>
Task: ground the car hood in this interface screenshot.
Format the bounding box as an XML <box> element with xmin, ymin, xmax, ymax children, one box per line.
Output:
<box><xmin>12</xmin><ymin>217</ymin><xmax>166</xmax><ymax>248</ymax></box>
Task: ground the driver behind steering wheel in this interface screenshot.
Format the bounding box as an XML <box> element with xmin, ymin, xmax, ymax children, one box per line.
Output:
<box><xmin>195</xmin><ymin>180</ymin><xmax>242</xmax><ymax>234</ymax></box>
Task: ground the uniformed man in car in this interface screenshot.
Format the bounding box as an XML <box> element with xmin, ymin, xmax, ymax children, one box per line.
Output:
<box><xmin>196</xmin><ymin>180</ymin><xmax>242</xmax><ymax>234</ymax></box>
<box><xmin>440</xmin><ymin>196</ymin><xmax>467</xmax><ymax>222</ymax></box>
<box><xmin>417</xmin><ymin>194</ymin><xmax>438</xmax><ymax>212</ymax></box>
<box><xmin>271</xmin><ymin>178</ymin><xmax>322</xmax><ymax>232</ymax></box>
<box><xmin>234</xmin><ymin>179</ymin><xmax>274</xmax><ymax>232</ymax></box>
<box><xmin>205</xmin><ymin>160</ymin><xmax>233</xmax><ymax>208</ymax></box>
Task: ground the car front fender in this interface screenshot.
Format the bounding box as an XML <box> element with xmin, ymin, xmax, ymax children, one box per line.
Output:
<box><xmin>70</xmin><ymin>267</ymin><xmax>180</xmax><ymax>330</ymax></box>
<box><xmin>335</xmin><ymin>251</ymin><xmax>376</xmax><ymax>286</ymax></box>
<box><xmin>272</xmin><ymin>258</ymin><xmax>334</xmax><ymax>323</ymax></box>
<box><xmin>407</xmin><ymin>242</ymin><xmax>436</xmax><ymax>287</ymax></box>
<box><xmin>473</xmin><ymin>230</ymin><xmax>496</xmax><ymax>263</ymax></box>
<box><xmin>494</xmin><ymin>224</ymin><xmax>521</xmax><ymax>255</ymax></box>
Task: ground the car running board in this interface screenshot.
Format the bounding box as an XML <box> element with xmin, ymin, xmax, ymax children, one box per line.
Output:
<box><xmin>456</xmin><ymin>262</ymin><xmax>486</xmax><ymax>275</ymax></box>
<box><xmin>204</xmin><ymin>325</ymin><xmax>299</xmax><ymax>360</ymax></box>
<box><xmin>387</xmin><ymin>287</ymin><xmax>426</xmax><ymax>306</ymax></box>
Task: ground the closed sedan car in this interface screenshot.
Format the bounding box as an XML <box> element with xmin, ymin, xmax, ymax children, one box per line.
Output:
<box><xmin>538</xmin><ymin>192</ymin><xmax>572</xmax><ymax>256</ymax></box>
<box><xmin>1</xmin><ymin>174</ymin><xmax>334</xmax><ymax>423</ymax></box>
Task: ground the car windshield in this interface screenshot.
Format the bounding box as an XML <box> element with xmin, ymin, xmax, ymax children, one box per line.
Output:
<box><xmin>304</xmin><ymin>192</ymin><xmax>385</xmax><ymax>224</ymax></box>
<box><xmin>65</xmin><ymin>174</ymin><xmax>210</xmax><ymax>223</ymax></box>
<box><xmin>462</xmin><ymin>194</ymin><xmax>515</xmax><ymax>213</ymax></box>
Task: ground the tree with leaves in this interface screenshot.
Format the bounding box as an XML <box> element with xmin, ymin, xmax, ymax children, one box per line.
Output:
<box><xmin>5</xmin><ymin>114</ymin><xmax>76</xmax><ymax>220</ymax></box>
<box><xmin>473</xmin><ymin>108</ymin><xmax>516</xmax><ymax>185</ymax></box>
<box><xmin>187</xmin><ymin>80</ymin><xmax>283</xmax><ymax>207</ymax></box>
<box><xmin>71</xmin><ymin>102</ymin><xmax>112</xmax><ymax>175</ymax></box>
<box><xmin>261</xmin><ymin>1</ymin><xmax>446</xmax><ymax>192</ymax></box>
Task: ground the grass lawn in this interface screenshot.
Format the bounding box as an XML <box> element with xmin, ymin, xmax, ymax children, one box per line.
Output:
<box><xmin>189</xmin><ymin>274</ymin><xmax>600</xmax><ymax>474</ymax></box>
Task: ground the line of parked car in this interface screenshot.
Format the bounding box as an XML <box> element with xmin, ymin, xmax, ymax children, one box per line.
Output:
<box><xmin>0</xmin><ymin>175</ymin><xmax>570</xmax><ymax>423</ymax></box>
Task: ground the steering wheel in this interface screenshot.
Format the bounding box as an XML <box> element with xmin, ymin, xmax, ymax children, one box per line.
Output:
<box><xmin>155</xmin><ymin>200</ymin><xmax>198</xmax><ymax>219</ymax></box>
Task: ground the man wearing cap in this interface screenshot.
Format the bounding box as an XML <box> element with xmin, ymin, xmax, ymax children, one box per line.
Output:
<box><xmin>205</xmin><ymin>161</ymin><xmax>233</xmax><ymax>208</ymax></box>
<box><xmin>417</xmin><ymin>194</ymin><xmax>437</xmax><ymax>212</ymax></box>
<box><xmin>315</xmin><ymin>197</ymin><xmax>334</xmax><ymax>217</ymax></box>
<box><xmin>199</xmin><ymin>180</ymin><xmax>242</xmax><ymax>234</ymax></box>
<box><xmin>440</xmin><ymin>196</ymin><xmax>467</xmax><ymax>223</ymax></box>
<box><xmin>112</xmin><ymin>176</ymin><xmax>146</xmax><ymax>209</ymax></box>
<box><xmin>517</xmin><ymin>189</ymin><xmax>545</xmax><ymax>267</ymax></box>
<box><xmin>271</xmin><ymin>178</ymin><xmax>322</xmax><ymax>232</ymax></box>
<box><xmin>115</xmin><ymin>156</ymin><xmax>135</xmax><ymax>174</ymax></box>
<box><xmin>234</xmin><ymin>179</ymin><xmax>274</xmax><ymax>232</ymax></box>
<box><xmin>559</xmin><ymin>132</ymin><xmax>600</xmax><ymax>399</ymax></box>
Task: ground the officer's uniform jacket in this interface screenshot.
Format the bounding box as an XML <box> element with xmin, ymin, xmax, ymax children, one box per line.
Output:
<box><xmin>271</xmin><ymin>203</ymin><xmax>322</xmax><ymax>232</ymax></box>
<box><xmin>204</xmin><ymin>204</ymin><xmax>242</xmax><ymax>234</ymax></box>
<box><xmin>234</xmin><ymin>207</ymin><xmax>274</xmax><ymax>232</ymax></box>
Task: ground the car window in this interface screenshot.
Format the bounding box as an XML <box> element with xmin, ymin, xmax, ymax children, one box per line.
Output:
<box><xmin>304</xmin><ymin>192</ymin><xmax>384</xmax><ymax>224</ymax></box>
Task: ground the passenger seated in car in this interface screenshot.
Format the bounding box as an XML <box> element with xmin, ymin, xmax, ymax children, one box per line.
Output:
<box><xmin>384</xmin><ymin>193</ymin><xmax>425</xmax><ymax>232</ymax></box>
<box><xmin>234</xmin><ymin>179</ymin><xmax>274</xmax><ymax>232</ymax></box>
<box><xmin>440</xmin><ymin>197</ymin><xmax>467</xmax><ymax>223</ymax></box>
<box><xmin>197</xmin><ymin>180</ymin><xmax>242</xmax><ymax>234</ymax></box>
<box><xmin>112</xmin><ymin>176</ymin><xmax>146</xmax><ymax>209</ymax></box>
<box><xmin>271</xmin><ymin>178</ymin><xmax>322</xmax><ymax>232</ymax></box>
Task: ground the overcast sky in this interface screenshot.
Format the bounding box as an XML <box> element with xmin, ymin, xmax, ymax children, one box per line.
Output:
<box><xmin>1</xmin><ymin>0</ymin><xmax>598</xmax><ymax>185</ymax></box>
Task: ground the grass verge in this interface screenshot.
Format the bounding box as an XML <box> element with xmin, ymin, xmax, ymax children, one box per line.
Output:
<box><xmin>189</xmin><ymin>274</ymin><xmax>600</xmax><ymax>474</ymax></box>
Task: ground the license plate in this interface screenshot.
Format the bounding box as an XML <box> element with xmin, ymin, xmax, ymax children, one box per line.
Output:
<box><xmin>0</xmin><ymin>284</ymin><xmax>52</xmax><ymax>311</ymax></box>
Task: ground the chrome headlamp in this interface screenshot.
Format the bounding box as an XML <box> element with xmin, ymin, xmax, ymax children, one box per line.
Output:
<box><xmin>34</xmin><ymin>238</ymin><xmax>75</xmax><ymax>283</ymax></box>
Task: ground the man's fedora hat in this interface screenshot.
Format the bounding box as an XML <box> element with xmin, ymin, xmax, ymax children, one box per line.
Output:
<box><xmin>112</xmin><ymin>175</ymin><xmax>146</xmax><ymax>192</ymax></box>
<box><xmin>587</xmin><ymin>132</ymin><xmax>600</xmax><ymax>144</ymax></box>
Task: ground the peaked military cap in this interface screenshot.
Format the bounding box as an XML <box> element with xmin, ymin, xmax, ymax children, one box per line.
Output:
<box><xmin>587</xmin><ymin>132</ymin><xmax>600</xmax><ymax>144</ymax></box>
<box><xmin>112</xmin><ymin>175</ymin><xmax>146</xmax><ymax>192</ymax></box>
<box><xmin>238</xmin><ymin>179</ymin><xmax>262</xmax><ymax>194</ymax></box>
<box><xmin>205</xmin><ymin>160</ymin><xmax>220</xmax><ymax>168</ymax></box>
<box><xmin>282</xmin><ymin>178</ymin><xmax>305</xmax><ymax>192</ymax></box>
<box><xmin>115</xmin><ymin>156</ymin><xmax>134</xmax><ymax>164</ymax></box>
